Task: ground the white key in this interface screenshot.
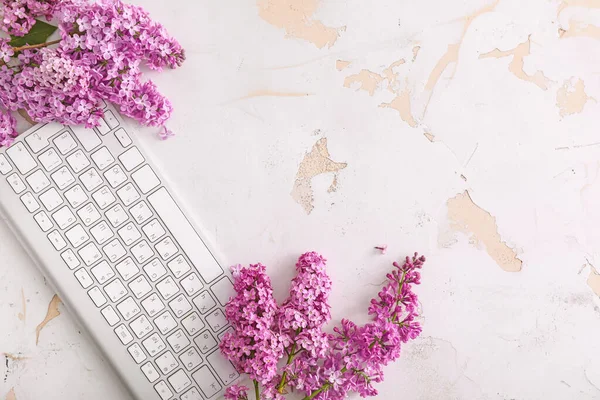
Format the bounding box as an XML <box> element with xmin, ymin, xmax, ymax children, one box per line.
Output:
<box><xmin>52</xmin><ymin>206</ymin><xmax>76</xmax><ymax>229</ymax></box>
<box><xmin>130</xmin><ymin>314</ymin><xmax>153</xmax><ymax>339</ymax></box>
<box><xmin>116</xmin><ymin>183</ymin><xmax>140</xmax><ymax>206</ymax></box>
<box><xmin>104</xmin><ymin>279</ymin><xmax>128</xmax><ymax>302</ymax></box>
<box><xmin>92</xmin><ymin>186</ymin><xmax>116</xmax><ymax>209</ymax></box>
<box><xmin>167</xmin><ymin>329</ymin><xmax>191</xmax><ymax>353</ymax></box>
<box><xmin>90</xmin><ymin>221</ymin><xmax>113</xmax><ymax>245</ymax></box>
<box><xmin>131</xmin><ymin>240</ymin><xmax>153</xmax><ymax>263</ymax></box>
<box><xmin>106</xmin><ymin>204</ymin><xmax>128</xmax><ymax>227</ymax></box>
<box><xmin>129</xmin><ymin>275</ymin><xmax>152</xmax><ymax>299</ymax></box>
<box><xmin>148</xmin><ymin>188</ymin><xmax>223</xmax><ymax>283</ymax></box>
<box><xmin>192</xmin><ymin>365</ymin><xmax>221</xmax><ymax>398</ymax></box>
<box><xmin>88</xmin><ymin>287</ymin><xmax>107</xmax><ymax>307</ymax></box>
<box><xmin>193</xmin><ymin>291</ymin><xmax>216</xmax><ymax>315</ymax></box>
<box><xmin>7</xmin><ymin>142</ymin><xmax>36</xmax><ymax>174</ymax></box>
<box><xmin>53</xmin><ymin>131</ymin><xmax>77</xmax><ymax>154</ymax></box>
<box><xmin>26</xmin><ymin>170</ymin><xmax>51</xmax><ymax>193</ymax></box>
<box><xmin>130</xmin><ymin>201</ymin><xmax>152</xmax><ymax>224</ymax></box>
<box><xmin>20</xmin><ymin>192</ymin><xmax>40</xmax><ymax>212</ymax></box>
<box><xmin>78</xmin><ymin>242</ymin><xmax>102</xmax><ymax>266</ymax></box>
<box><xmin>7</xmin><ymin>173</ymin><xmax>26</xmax><ymax>194</ymax></box>
<box><xmin>38</xmin><ymin>148</ymin><xmax>61</xmax><ymax>172</ymax></box>
<box><xmin>116</xmin><ymin>296</ymin><xmax>141</xmax><ymax>320</ymax></box>
<box><xmin>0</xmin><ymin>154</ymin><xmax>12</xmax><ymax>174</ymax></box>
<box><xmin>61</xmin><ymin>249</ymin><xmax>80</xmax><ymax>269</ymax></box>
<box><xmin>156</xmin><ymin>351</ymin><xmax>179</xmax><ymax>375</ymax></box>
<box><xmin>168</xmin><ymin>369</ymin><xmax>192</xmax><ymax>394</ymax></box>
<box><xmin>91</xmin><ymin>260</ymin><xmax>115</xmax><ymax>284</ymax></box>
<box><xmin>34</xmin><ymin>211</ymin><xmax>53</xmax><ymax>232</ymax></box>
<box><xmin>117</xmin><ymin>222</ymin><xmax>141</xmax><ymax>245</ymax></box>
<box><xmin>141</xmin><ymin>293</ymin><xmax>165</xmax><ymax>317</ymax></box>
<box><xmin>205</xmin><ymin>309</ymin><xmax>227</xmax><ymax>332</ymax></box>
<box><xmin>71</xmin><ymin>125</ymin><xmax>101</xmax><ymax>151</ymax></box>
<box><xmin>132</xmin><ymin>165</ymin><xmax>160</xmax><ymax>194</ymax></box>
<box><xmin>169</xmin><ymin>294</ymin><xmax>192</xmax><ymax>318</ymax></box>
<box><xmin>101</xmin><ymin>305</ymin><xmax>120</xmax><ymax>326</ymax></box>
<box><xmin>39</xmin><ymin>188</ymin><xmax>63</xmax><ymax>211</ymax></box>
<box><xmin>119</xmin><ymin>147</ymin><xmax>144</xmax><ymax>171</ymax></box>
<box><xmin>64</xmin><ymin>184</ymin><xmax>88</xmax><ymax>208</ymax></box>
<box><xmin>141</xmin><ymin>362</ymin><xmax>160</xmax><ymax>383</ymax></box>
<box><xmin>167</xmin><ymin>255</ymin><xmax>191</xmax><ymax>279</ymax></box>
<box><xmin>25</xmin><ymin>123</ymin><xmax>62</xmax><ymax>153</ymax></box>
<box><xmin>182</xmin><ymin>313</ymin><xmax>205</xmax><ymax>336</ymax></box>
<box><xmin>74</xmin><ymin>268</ymin><xmax>94</xmax><ymax>288</ymax></box>
<box><xmin>156</xmin><ymin>237</ymin><xmax>177</xmax><ymax>260</ymax></box>
<box><xmin>95</xmin><ymin>118</ymin><xmax>111</xmax><ymax>136</ymax></box>
<box><xmin>127</xmin><ymin>343</ymin><xmax>147</xmax><ymax>364</ymax></box>
<box><xmin>77</xmin><ymin>203</ymin><xmax>101</xmax><ymax>226</ymax></box>
<box><xmin>154</xmin><ymin>310</ymin><xmax>177</xmax><ymax>334</ymax></box>
<box><xmin>180</xmin><ymin>347</ymin><xmax>203</xmax><ymax>371</ymax></box>
<box><xmin>154</xmin><ymin>381</ymin><xmax>173</xmax><ymax>400</ymax></box>
<box><xmin>180</xmin><ymin>273</ymin><xmax>203</xmax><ymax>297</ymax></box>
<box><xmin>103</xmin><ymin>238</ymin><xmax>126</xmax><ymax>262</ymax></box>
<box><xmin>48</xmin><ymin>230</ymin><xmax>67</xmax><ymax>250</ymax></box>
<box><xmin>156</xmin><ymin>276</ymin><xmax>178</xmax><ymax>300</ymax></box>
<box><xmin>181</xmin><ymin>388</ymin><xmax>203</xmax><ymax>400</ymax></box>
<box><xmin>66</xmin><ymin>150</ymin><xmax>90</xmax><ymax>173</ymax></box>
<box><xmin>142</xmin><ymin>219</ymin><xmax>165</xmax><ymax>242</ymax></box>
<box><xmin>115</xmin><ymin>257</ymin><xmax>139</xmax><ymax>281</ymax></box>
<box><xmin>194</xmin><ymin>331</ymin><xmax>218</xmax><ymax>354</ymax></box>
<box><xmin>91</xmin><ymin>147</ymin><xmax>115</xmax><ymax>170</ymax></box>
<box><xmin>51</xmin><ymin>166</ymin><xmax>75</xmax><ymax>190</ymax></box>
<box><xmin>142</xmin><ymin>333</ymin><xmax>166</xmax><ymax>357</ymax></box>
<box><xmin>80</xmin><ymin>168</ymin><xmax>103</xmax><ymax>191</ymax></box>
<box><xmin>114</xmin><ymin>128</ymin><xmax>132</xmax><ymax>147</ymax></box>
<box><xmin>104</xmin><ymin>165</ymin><xmax>127</xmax><ymax>188</ymax></box>
<box><xmin>115</xmin><ymin>324</ymin><xmax>134</xmax><ymax>345</ymax></box>
<box><xmin>65</xmin><ymin>224</ymin><xmax>90</xmax><ymax>247</ymax></box>
<box><xmin>207</xmin><ymin>351</ymin><xmax>239</xmax><ymax>385</ymax></box>
<box><xmin>104</xmin><ymin>111</ymin><xmax>119</xmax><ymax>129</ymax></box>
<box><xmin>143</xmin><ymin>258</ymin><xmax>167</xmax><ymax>282</ymax></box>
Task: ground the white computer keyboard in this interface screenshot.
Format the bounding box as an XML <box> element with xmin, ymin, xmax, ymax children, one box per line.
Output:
<box><xmin>0</xmin><ymin>104</ymin><xmax>239</xmax><ymax>400</ymax></box>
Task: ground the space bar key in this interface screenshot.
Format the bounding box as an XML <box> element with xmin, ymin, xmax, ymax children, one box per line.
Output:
<box><xmin>147</xmin><ymin>188</ymin><xmax>223</xmax><ymax>283</ymax></box>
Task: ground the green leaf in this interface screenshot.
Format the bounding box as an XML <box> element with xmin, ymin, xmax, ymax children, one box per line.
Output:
<box><xmin>9</xmin><ymin>19</ymin><xmax>57</xmax><ymax>48</ymax></box>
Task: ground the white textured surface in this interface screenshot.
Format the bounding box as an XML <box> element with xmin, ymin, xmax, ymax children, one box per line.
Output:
<box><xmin>3</xmin><ymin>0</ymin><xmax>600</xmax><ymax>399</ymax></box>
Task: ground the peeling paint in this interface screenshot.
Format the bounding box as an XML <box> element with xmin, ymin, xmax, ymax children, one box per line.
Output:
<box><xmin>238</xmin><ymin>90</ymin><xmax>313</xmax><ymax>101</ymax></box>
<box><xmin>3</xmin><ymin>353</ymin><xmax>27</xmax><ymax>362</ymax></box>
<box><xmin>587</xmin><ymin>266</ymin><xmax>600</xmax><ymax>296</ymax></box>
<box><xmin>327</xmin><ymin>174</ymin><xmax>339</xmax><ymax>193</ymax></box>
<box><xmin>556</xmin><ymin>78</ymin><xmax>593</xmax><ymax>116</ymax></box>
<box><xmin>35</xmin><ymin>295</ymin><xmax>62</xmax><ymax>345</ymax></box>
<box><xmin>5</xmin><ymin>388</ymin><xmax>16</xmax><ymax>400</ymax></box>
<box><xmin>343</xmin><ymin>70</ymin><xmax>384</xmax><ymax>96</ymax></box>
<box><xmin>412</xmin><ymin>45</ymin><xmax>421</xmax><ymax>61</ymax></box>
<box><xmin>336</xmin><ymin>60</ymin><xmax>351</xmax><ymax>71</ymax></box>
<box><xmin>446</xmin><ymin>191</ymin><xmax>522</xmax><ymax>272</ymax></box>
<box><xmin>379</xmin><ymin>85</ymin><xmax>417</xmax><ymax>127</ymax></box>
<box><xmin>424</xmin><ymin>132</ymin><xmax>435</xmax><ymax>142</ymax></box>
<box><xmin>291</xmin><ymin>138</ymin><xmax>347</xmax><ymax>214</ymax></box>
<box><xmin>560</xmin><ymin>20</ymin><xmax>600</xmax><ymax>39</ymax></box>
<box><xmin>17</xmin><ymin>289</ymin><xmax>25</xmax><ymax>322</ymax></box>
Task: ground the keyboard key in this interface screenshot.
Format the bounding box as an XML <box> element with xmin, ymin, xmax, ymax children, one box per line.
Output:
<box><xmin>88</xmin><ymin>287</ymin><xmax>107</xmax><ymax>307</ymax></box>
<box><xmin>104</xmin><ymin>111</ymin><xmax>119</xmax><ymax>129</ymax></box>
<box><xmin>48</xmin><ymin>230</ymin><xmax>67</xmax><ymax>250</ymax></box>
<box><xmin>95</xmin><ymin>118</ymin><xmax>111</xmax><ymax>135</ymax></box>
<box><xmin>148</xmin><ymin>188</ymin><xmax>223</xmax><ymax>283</ymax></box>
<box><xmin>168</xmin><ymin>369</ymin><xmax>192</xmax><ymax>394</ymax></box>
<box><xmin>132</xmin><ymin>165</ymin><xmax>160</xmax><ymax>194</ymax></box>
<box><xmin>130</xmin><ymin>314</ymin><xmax>153</xmax><ymax>339</ymax></box>
<box><xmin>80</xmin><ymin>168</ymin><xmax>103</xmax><ymax>191</ymax></box>
<box><xmin>65</xmin><ymin>224</ymin><xmax>90</xmax><ymax>247</ymax></box>
<box><xmin>78</xmin><ymin>242</ymin><xmax>102</xmax><ymax>266</ymax></box>
<box><xmin>116</xmin><ymin>296</ymin><xmax>141</xmax><ymax>321</ymax></box>
<box><xmin>208</xmin><ymin>351</ymin><xmax>239</xmax><ymax>385</ymax></box>
<box><xmin>167</xmin><ymin>329</ymin><xmax>190</xmax><ymax>353</ymax></box>
<box><xmin>0</xmin><ymin>154</ymin><xmax>12</xmax><ymax>174</ymax></box>
<box><xmin>119</xmin><ymin>147</ymin><xmax>144</xmax><ymax>171</ymax></box>
<box><xmin>90</xmin><ymin>221</ymin><xmax>113</xmax><ymax>245</ymax></box>
<box><xmin>180</xmin><ymin>347</ymin><xmax>203</xmax><ymax>371</ymax></box>
<box><xmin>106</xmin><ymin>204</ymin><xmax>128</xmax><ymax>227</ymax></box>
<box><xmin>205</xmin><ymin>309</ymin><xmax>227</xmax><ymax>332</ymax></box>
<box><xmin>156</xmin><ymin>276</ymin><xmax>178</xmax><ymax>300</ymax></box>
<box><xmin>52</xmin><ymin>206</ymin><xmax>76</xmax><ymax>229</ymax></box>
<box><xmin>20</xmin><ymin>192</ymin><xmax>40</xmax><ymax>212</ymax></box>
<box><xmin>141</xmin><ymin>362</ymin><xmax>160</xmax><ymax>383</ymax></box>
<box><xmin>7</xmin><ymin>173</ymin><xmax>26</xmax><ymax>194</ymax></box>
<box><xmin>194</xmin><ymin>331</ymin><xmax>218</xmax><ymax>354</ymax></box>
<box><xmin>193</xmin><ymin>291</ymin><xmax>216</xmax><ymax>315</ymax></box>
<box><xmin>71</xmin><ymin>125</ymin><xmax>101</xmax><ymax>151</ymax></box>
<box><xmin>116</xmin><ymin>183</ymin><xmax>140</xmax><ymax>206</ymax></box>
<box><xmin>77</xmin><ymin>203</ymin><xmax>102</xmax><ymax>226</ymax></box>
<box><xmin>91</xmin><ymin>147</ymin><xmax>114</xmax><ymax>170</ymax></box>
<box><xmin>34</xmin><ymin>211</ymin><xmax>53</xmax><ymax>232</ymax></box>
<box><xmin>53</xmin><ymin>131</ymin><xmax>77</xmax><ymax>154</ymax></box>
<box><xmin>182</xmin><ymin>313</ymin><xmax>205</xmax><ymax>336</ymax></box>
<box><xmin>169</xmin><ymin>294</ymin><xmax>192</xmax><ymax>318</ymax></box>
<box><xmin>192</xmin><ymin>365</ymin><xmax>221</xmax><ymax>398</ymax></box>
<box><xmin>143</xmin><ymin>258</ymin><xmax>167</xmax><ymax>282</ymax></box>
<box><xmin>61</xmin><ymin>249</ymin><xmax>80</xmax><ymax>269</ymax></box>
<box><xmin>25</xmin><ymin>123</ymin><xmax>62</xmax><ymax>153</ymax></box>
<box><xmin>66</xmin><ymin>150</ymin><xmax>90</xmax><ymax>173</ymax></box>
<box><xmin>180</xmin><ymin>273</ymin><xmax>203</xmax><ymax>297</ymax></box>
<box><xmin>129</xmin><ymin>275</ymin><xmax>152</xmax><ymax>299</ymax></box>
<box><xmin>104</xmin><ymin>165</ymin><xmax>127</xmax><ymax>188</ymax></box>
<box><xmin>154</xmin><ymin>381</ymin><xmax>173</xmax><ymax>400</ymax></box>
<box><xmin>51</xmin><ymin>166</ymin><xmax>75</xmax><ymax>190</ymax></box>
<box><xmin>142</xmin><ymin>333</ymin><xmax>166</xmax><ymax>357</ymax></box>
<box><xmin>156</xmin><ymin>237</ymin><xmax>177</xmax><ymax>260</ymax></box>
<box><xmin>38</xmin><ymin>148</ymin><xmax>61</xmax><ymax>171</ymax></box>
<box><xmin>141</xmin><ymin>293</ymin><xmax>165</xmax><ymax>317</ymax></box>
<box><xmin>64</xmin><ymin>184</ymin><xmax>88</xmax><ymax>208</ymax></box>
<box><xmin>114</xmin><ymin>128</ymin><xmax>132</xmax><ymax>147</ymax></box>
<box><xmin>26</xmin><ymin>170</ymin><xmax>51</xmax><ymax>193</ymax></box>
<box><xmin>103</xmin><ymin>238</ymin><xmax>126</xmax><ymax>262</ymax></box>
<box><xmin>127</xmin><ymin>343</ymin><xmax>147</xmax><ymax>364</ymax></box>
<box><xmin>168</xmin><ymin>256</ymin><xmax>192</xmax><ymax>279</ymax></box>
<box><xmin>156</xmin><ymin>351</ymin><xmax>178</xmax><ymax>375</ymax></box>
<box><xmin>154</xmin><ymin>310</ymin><xmax>177</xmax><ymax>335</ymax></box>
<box><xmin>92</xmin><ymin>186</ymin><xmax>116</xmax><ymax>209</ymax></box>
<box><xmin>130</xmin><ymin>201</ymin><xmax>153</xmax><ymax>224</ymax></box>
<box><xmin>142</xmin><ymin>219</ymin><xmax>165</xmax><ymax>242</ymax></box>
<box><xmin>7</xmin><ymin>142</ymin><xmax>36</xmax><ymax>174</ymax></box>
<box><xmin>91</xmin><ymin>260</ymin><xmax>115</xmax><ymax>285</ymax></box>
<box><xmin>115</xmin><ymin>257</ymin><xmax>139</xmax><ymax>281</ymax></box>
<box><xmin>39</xmin><ymin>188</ymin><xmax>63</xmax><ymax>211</ymax></box>
<box><xmin>115</xmin><ymin>324</ymin><xmax>134</xmax><ymax>345</ymax></box>
<box><xmin>104</xmin><ymin>279</ymin><xmax>128</xmax><ymax>302</ymax></box>
<box><xmin>74</xmin><ymin>268</ymin><xmax>94</xmax><ymax>288</ymax></box>
<box><xmin>131</xmin><ymin>240</ymin><xmax>153</xmax><ymax>263</ymax></box>
<box><xmin>181</xmin><ymin>387</ymin><xmax>203</xmax><ymax>400</ymax></box>
<box><xmin>117</xmin><ymin>222</ymin><xmax>141</xmax><ymax>245</ymax></box>
<box><xmin>101</xmin><ymin>305</ymin><xmax>120</xmax><ymax>326</ymax></box>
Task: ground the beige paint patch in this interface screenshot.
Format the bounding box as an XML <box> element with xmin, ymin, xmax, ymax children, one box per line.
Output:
<box><xmin>560</xmin><ymin>20</ymin><xmax>600</xmax><ymax>39</ymax></box>
<box><xmin>379</xmin><ymin>87</ymin><xmax>417</xmax><ymax>128</ymax></box>
<box><xmin>381</xmin><ymin>59</ymin><xmax>406</xmax><ymax>86</ymax></box>
<box><xmin>479</xmin><ymin>37</ymin><xmax>550</xmax><ymax>90</ymax></box>
<box><xmin>257</xmin><ymin>0</ymin><xmax>344</xmax><ymax>49</ymax></box>
<box><xmin>5</xmin><ymin>388</ymin><xmax>16</xmax><ymax>400</ymax></box>
<box><xmin>17</xmin><ymin>289</ymin><xmax>25</xmax><ymax>322</ymax></box>
<box><xmin>291</xmin><ymin>138</ymin><xmax>347</xmax><ymax>214</ymax></box>
<box><xmin>447</xmin><ymin>191</ymin><xmax>522</xmax><ymax>272</ymax></box>
<box><xmin>3</xmin><ymin>353</ymin><xmax>27</xmax><ymax>362</ymax></box>
<box><xmin>587</xmin><ymin>268</ymin><xmax>600</xmax><ymax>296</ymax></box>
<box><xmin>412</xmin><ymin>45</ymin><xmax>421</xmax><ymax>61</ymax></box>
<box><xmin>343</xmin><ymin>70</ymin><xmax>384</xmax><ymax>96</ymax></box>
<box><xmin>558</xmin><ymin>0</ymin><xmax>600</xmax><ymax>15</ymax></box>
<box><xmin>424</xmin><ymin>132</ymin><xmax>435</xmax><ymax>142</ymax></box>
<box><xmin>336</xmin><ymin>60</ymin><xmax>351</xmax><ymax>71</ymax></box>
<box><xmin>238</xmin><ymin>90</ymin><xmax>313</xmax><ymax>101</ymax></box>
<box><xmin>327</xmin><ymin>174</ymin><xmax>339</xmax><ymax>193</ymax></box>
<box><xmin>35</xmin><ymin>295</ymin><xmax>62</xmax><ymax>345</ymax></box>
<box><xmin>556</xmin><ymin>79</ymin><xmax>593</xmax><ymax>116</ymax></box>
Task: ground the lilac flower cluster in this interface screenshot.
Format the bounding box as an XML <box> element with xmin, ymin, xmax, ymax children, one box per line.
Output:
<box><xmin>0</xmin><ymin>0</ymin><xmax>185</xmax><ymax>146</ymax></box>
<box><xmin>220</xmin><ymin>252</ymin><xmax>425</xmax><ymax>400</ymax></box>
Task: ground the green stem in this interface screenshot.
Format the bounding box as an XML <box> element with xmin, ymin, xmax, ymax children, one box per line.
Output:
<box><xmin>13</xmin><ymin>39</ymin><xmax>61</xmax><ymax>52</ymax></box>
<box><xmin>277</xmin><ymin>342</ymin><xmax>297</xmax><ymax>393</ymax></box>
<box><xmin>302</xmin><ymin>367</ymin><xmax>347</xmax><ymax>400</ymax></box>
<box><xmin>254</xmin><ymin>380</ymin><xmax>260</xmax><ymax>400</ymax></box>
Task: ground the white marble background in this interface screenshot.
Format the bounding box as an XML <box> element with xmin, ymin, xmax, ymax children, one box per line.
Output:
<box><xmin>3</xmin><ymin>0</ymin><xmax>600</xmax><ymax>399</ymax></box>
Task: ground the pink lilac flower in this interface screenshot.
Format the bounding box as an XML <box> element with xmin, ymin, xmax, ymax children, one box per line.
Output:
<box><xmin>224</xmin><ymin>385</ymin><xmax>249</xmax><ymax>400</ymax></box>
<box><xmin>0</xmin><ymin>109</ymin><xmax>17</xmax><ymax>146</ymax></box>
